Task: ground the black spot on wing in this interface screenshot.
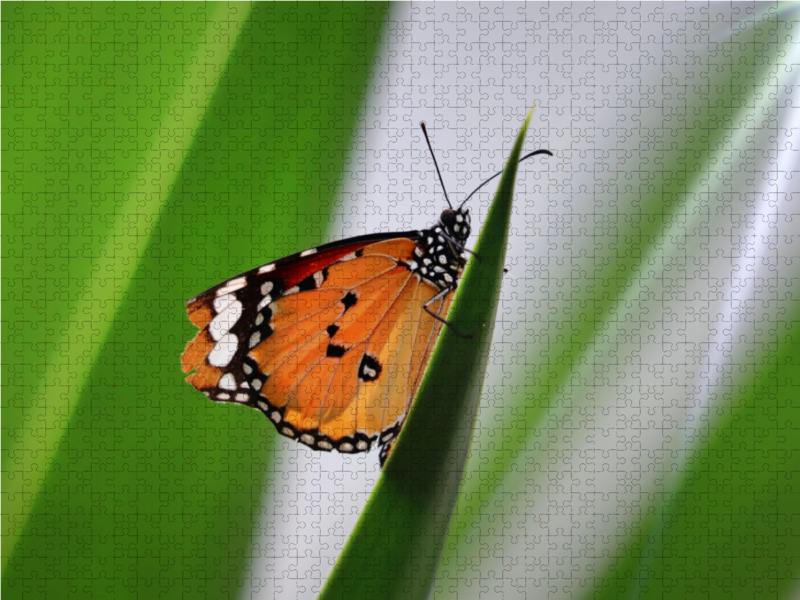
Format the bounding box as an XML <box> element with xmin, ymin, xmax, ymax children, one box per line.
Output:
<box><xmin>297</xmin><ymin>267</ymin><xmax>328</xmax><ymax>292</ymax></box>
<box><xmin>327</xmin><ymin>324</ymin><xmax>339</xmax><ymax>338</ymax></box>
<box><xmin>358</xmin><ymin>353</ymin><xmax>382</xmax><ymax>383</ymax></box>
<box><xmin>341</xmin><ymin>292</ymin><xmax>358</xmax><ymax>312</ymax></box>
<box><xmin>326</xmin><ymin>343</ymin><xmax>347</xmax><ymax>358</ymax></box>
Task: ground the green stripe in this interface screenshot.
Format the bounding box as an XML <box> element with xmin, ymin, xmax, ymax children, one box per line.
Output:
<box><xmin>2</xmin><ymin>3</ymin><xmax>387</xmax><ymax>597</ymax></box>
<box><xmin>2</xmin><ymin>2</ymin><xmax>251</xmax><ymax>570</ymax></box>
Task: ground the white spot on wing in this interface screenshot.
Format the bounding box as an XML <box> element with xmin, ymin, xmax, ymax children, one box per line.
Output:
<box><xmin>313</xmin><ymin>270</ymin><xmax>324</xmax><ymax>287</ymax></box>
<box><xmin>235</xmin><ymin>393</ymin><xmax>249</xmax><ymax>402</ymax></box>
<box><xmin>339</xmin><ymin>442</ymin><xmax>353</xmax><ymax>452</ymax></box>
<box><xmin>208</xmin><ymin>299</ymin><xmax>243</xmax><ymax>341</ymax></box>
<box><xmin>249</xmin><ymin>331</ymin><xmax>261</xmax><ymax>348</ymax></box>
<box><xmin>284</xmin><ymin>285</ymin><xmax>300</xmax><ymax>296</ymax></box>
<box><xmin>213</xmin><ymin>293</ymin><xmax>235</xmax><ymax>314</ymax></box>
<box><xmin>258</xmin><ymin>264</ymin><xmax>276</xmax><ymax>274</ymax></box>
<box><xmin>342</xmin><ymin>252</ymin><xmax>357</xmax><ymax>261</ymax></box>
<box><xmin>208</xmin><ymin>333</ymin><xmax>238</xmax><ymax>367</ymax></box>
<box><xmin>216</xmin><ymin>277</ymin><xmax>247</xmax><ymax>296</ymax></box>
<box><xmin>261</xmin><ymin>281</ymin><xmax>274</xmax><ymax>295</ymax></box>
<box><xmin>300</xmin><ymin>434</ymin><xmax>315</xmax><ymax>445</ymax></box>
<box><xmin>257</xmin><ymin>295</ymin><xmax>272</xmax><ymax>311</ymax></box>
<box><xmin>218</xmin><ymin>373</ymin><xmax>237</xmax><ymax>390</ymax></box>
<box><xmin>300</xmin><ymin>248</ymin><xmax>318</xmax><ymax>257</ymax></box>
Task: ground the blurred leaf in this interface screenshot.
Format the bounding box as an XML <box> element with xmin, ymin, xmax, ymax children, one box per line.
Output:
<box><xmin>2</xmin><ymin>1</ymin><xmax>251</xmax><ymax>570</ymax></box>
<box><xmin>1</xmin><ymin>3</ymin><xmax>386</xmax><ymax>597</ymax></box>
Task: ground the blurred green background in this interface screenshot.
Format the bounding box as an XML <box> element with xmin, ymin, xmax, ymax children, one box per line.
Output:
<box><xmin>3</xmin><ymin>2</ymin><xmax>386</xmax><ymax>597</ymax></box>
<box><xmin>3</xmin><ymin>2</ymin><xmax>799</xmax><ymax>599</ymax></box>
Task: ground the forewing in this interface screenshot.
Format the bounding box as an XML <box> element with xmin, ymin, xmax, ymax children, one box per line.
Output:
<box><xmin>181</xmin><ymin>232</ymin><xmax>418</xmax><ymax>404</ymax></box>
<box><xmin>243</xmin><ymin>238</ymin><xmax>454</xmax><ymax>456</ymax></box>
<box><xmin>182</xmin><ymin>232</ymin><xmax>454</xmax><ymax>462</ymax></box>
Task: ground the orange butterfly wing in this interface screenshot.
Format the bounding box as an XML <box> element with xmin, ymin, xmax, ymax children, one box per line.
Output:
<box><xmin>181</xmin><ymin>233</ymin><xmax>412</xmax><ymax>396</ymax></box>
<box><xmin>181</xmin><ymin>234</ymin><xmax>453</xmax><ymax>462</ymax></box>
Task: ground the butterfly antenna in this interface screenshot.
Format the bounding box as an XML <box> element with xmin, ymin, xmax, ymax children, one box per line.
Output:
<box><xmin>420</xmin><ymin>121</ymin><xmax>453</xmax><ymax>210</ymax></box>
<box><xmin>459</xmin><ymin>149</ymin><xmax>553</xmax><ymax>210</ymax></box>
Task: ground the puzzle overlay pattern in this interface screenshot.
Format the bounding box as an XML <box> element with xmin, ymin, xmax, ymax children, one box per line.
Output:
<box><xmin>3</xmin><ymin>3</ymin><xmax>799</xmax><ymax>599</ymax></box>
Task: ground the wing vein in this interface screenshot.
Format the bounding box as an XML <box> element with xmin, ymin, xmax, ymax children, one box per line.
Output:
<box><xmin>379</xmin><ymin>276</ymin><xmax>422</xmax><ymax>435</ymax></box>
<box><xmin>347</xmin><ymin>273</ymin><xmax>420</xmax><ymax>435</ymax></box>
<box><xmin>268</xmin><ymin>261</ymin><xmax>400</xmax><ymax>336</ymax></box>
<box><xmin>262</xmin><ymin>270</ymin><xmax>414</xmax><ymax>395</ymax></box>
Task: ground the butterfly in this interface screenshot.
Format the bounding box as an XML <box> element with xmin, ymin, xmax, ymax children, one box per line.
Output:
<box><xmin>181</xmin><ymin>124</ymin><xmax>551</xmax><ymax>466</ymax></box>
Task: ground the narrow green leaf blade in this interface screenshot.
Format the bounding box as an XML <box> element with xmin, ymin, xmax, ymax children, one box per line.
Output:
<box><xmin>319</xmin><ymin>111</ymin><xmax>536</xmax><ymax>600</ymax></box>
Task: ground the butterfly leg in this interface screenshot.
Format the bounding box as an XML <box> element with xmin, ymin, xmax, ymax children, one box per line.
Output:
<box><xmin>423</xmin><ymin>289</ymin><xmax>472</xmax><ymax>339</ymax></box>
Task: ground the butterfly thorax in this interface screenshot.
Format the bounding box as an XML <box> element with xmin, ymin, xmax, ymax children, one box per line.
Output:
<box><xmin>407</xmin><ymin>207</ymin><xmax>471</xmax><ymax>291</ymax></box>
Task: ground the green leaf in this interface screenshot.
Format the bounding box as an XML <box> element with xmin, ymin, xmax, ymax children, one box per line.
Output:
<box><xmin>1</xmin><ymin>3</ymin><xmax>387</xmax><ymax>597</ymax></box>
<box><xmin>319</xmin><ymin>111</ymin><xmax>536</xmax><ymax>600</ymax></box>
<box><xmin>2</xmin><ymin>1</ymin><xmax>252</xmax><ymax>572</ymax></box>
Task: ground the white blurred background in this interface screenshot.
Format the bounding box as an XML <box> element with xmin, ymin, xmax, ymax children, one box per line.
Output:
<box><xmin>244</xmin><ymin>3</ymin><xmax>799</xmax><ymax>598</ymax></box>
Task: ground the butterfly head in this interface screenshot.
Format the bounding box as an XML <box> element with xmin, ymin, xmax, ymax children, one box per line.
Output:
<box><xmin>410</xmin><ymin>207</ymin><xmax>471</xmax><ymax>291</ymax></box>
<box><xmin>438</xmin><ymin>207</ymin><xmax>471</xmax><ymax>246</ymax></box>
